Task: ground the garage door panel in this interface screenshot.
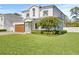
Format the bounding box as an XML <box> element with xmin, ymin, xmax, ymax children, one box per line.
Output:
<box><xmin>15</xmin><ymin>24</ymin><xmax>24</xmax><ymax>32</ymax></box>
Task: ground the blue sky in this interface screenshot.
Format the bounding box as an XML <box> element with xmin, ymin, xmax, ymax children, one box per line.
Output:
<box><xmin>0</xmin><ymin>4</ymin><xmax>79</xmax><ymax>19</ymax></box>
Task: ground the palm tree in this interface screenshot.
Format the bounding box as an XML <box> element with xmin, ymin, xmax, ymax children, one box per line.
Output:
<box><xmin>70</xmin><ymin>7</ymin><xmax>79</xmax><ymax>21</ymax></box>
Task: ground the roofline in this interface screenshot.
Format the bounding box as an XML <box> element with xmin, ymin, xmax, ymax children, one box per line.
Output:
<box><xmin>22</xmin><ymin>5</ymin><xmax>67</xmax><ymax>17</ymax></box>
<box><xmin>53</xmin><ymin>5</ymin><xmax>66</xmax><ymax>16</ymax></box>
<box><xmin>28</xmin><ymin>5</ymin><xmax>39</xmax><ymax>9</ymax></box>
<box><xmin>22</xmin><ymin>5</ymin><xmax>39</xmax><ymax>13</ymax></box>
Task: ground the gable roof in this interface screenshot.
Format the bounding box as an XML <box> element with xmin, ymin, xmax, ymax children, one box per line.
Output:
<box><xmin>0</xmin><ymin>14</ymin><xmax>23</xmax><ymax>21</ymax></box>
<box><xmin>22</xmin><ymin>5</ymin><xmax>66</xmax><ymax>17</ymax></box>
<box><xmin>22</xmin><ymin>5</ymin><xmax>39</xmax><ymax>13</ymax></box>
<box><xmin>22</xmin><ymin>5</ymin><xmax>56</xmax><ymax>13</ymax></box>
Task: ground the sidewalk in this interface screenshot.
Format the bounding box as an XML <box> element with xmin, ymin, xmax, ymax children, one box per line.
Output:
<box><xmin>0</xmin><ymin>32</ymin><xmax>26</xmax><ymax>35</ymax></box>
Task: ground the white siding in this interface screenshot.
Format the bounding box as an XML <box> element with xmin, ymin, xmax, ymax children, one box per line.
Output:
<box><xmin>53</xmin><ymin>7</ymin><xmax>61</xmax><ymax>17</ymax></box>
<box><xmin>53</xmin><ymin>7</ymin><xmax>65</xmax><ymax>19</ymax></box>
<box><xmin>64</xmin><ymin>27</ymin><xmax>79</xmax><ymax>32</ymax></box>
<box><xmin>29</xmin><ymin>6</ymin><xmax>40</xmax><ymax>18</ymax></box>
<box><xmin>40</xmin><ymin>8</ymin><xmax>53</xmax><ymax>17</ymax></box>
<box><xmin>53</xmin><ymin>7</ymin><xmax>64</xmax><ymax>30</ymax></box>
<box><xmin>24</xmin><ymin>5</ymin><xmax>66</xmax><ymax>31</ymax></box>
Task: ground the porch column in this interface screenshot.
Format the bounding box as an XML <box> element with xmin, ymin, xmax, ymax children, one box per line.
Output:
<box><xmin>24</xmin><ymin>19</ymin><xmax>32</xmax><ymax>33</ymax></box>
<box><xmin>38</xmin><ymin>26</ymin><xmax>41</xmax><ymax>30</ymax></box>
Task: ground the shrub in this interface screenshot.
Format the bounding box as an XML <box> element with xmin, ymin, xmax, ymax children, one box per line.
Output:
<box><xmin>43</xmin><ymin>31</ymin><xmax>49</xmax><ymax>34</ymax></box>
<box><xmin>41</xmin><ymin>30</ymin><xmax>48</xmax><ymax>34</ymax></box>
<box><xmin>66</xmin><ymin>22</ymin><xmax>79</xmax><ymax>27</ymax></box>
<box><xmin>53</xmin><ymin>30</ymin><xmax>59</xmax><ymax>34</ymax></box>
<box><xmin>54</xmin><ymin>30</ymin><xmax>67</xmax><ymax>35</ymax></box>
<box><xmin>0</xmin><ymin>29</ymin><xmax>7</xmax><ymax>32</ymax></box>
<box><xmin>32</xmin><ymin>30</ymin><xmax>50</xmax><ymax>34</ymax></box>
<box><xmin>32</xmin><ymin>30</ymin><xmax>41</xmax><ymax>34</ymax></box>
<box><xmin>32</xmin><ymin>30</ymin><xmax>67</xmax><ymax>35</ymax></box>
<box><xmin>61</xmin><ymin>30</ymin><xmax>67</xmax><ymax>34</ymax></box>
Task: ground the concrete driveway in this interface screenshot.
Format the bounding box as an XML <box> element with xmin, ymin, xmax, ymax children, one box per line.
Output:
<box><xmin>0</xmin><ymin>32</ymin><xmax>26</xmax><ymax>35</ymax></box>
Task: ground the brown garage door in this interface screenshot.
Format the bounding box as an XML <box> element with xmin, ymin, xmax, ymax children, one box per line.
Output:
<box><xmin>15</xmin><ymin>24</ymin><xmax>24</xmax><ymax>32</ymax></box>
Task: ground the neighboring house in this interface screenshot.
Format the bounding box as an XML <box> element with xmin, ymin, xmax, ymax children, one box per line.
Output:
<box><xmin>0</xmin><ymin>14</ymin><xmax>23</xmax><ymax>31</ymax></box>
<box><xmin>22</xmin><ymin>5</ymin><xmax>66</xmax><ymax>31</ymax></box>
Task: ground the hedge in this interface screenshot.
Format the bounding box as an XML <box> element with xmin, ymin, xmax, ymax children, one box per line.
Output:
<box><xmin>32</xmin><ymin>30</ymin><xmax>67</xmax><ymax>35</ymax></box>
<box><xmin>31</xmin><ymin>30</ymin><xmax>41</xmax><ymax>34</ymax></box>
<box><xmin>0</xmin><ymin>29</ymin><xmax>7</xmax><ymax>32</ymax></box>
<box><xmin>66</xmin><ymin>22</ymin><xmax>79</xmax><ymax>27</ymax></box>
<box><xmin>54</xmin><ymin>30</ymin><xmax>67</xmax><ymax>35</ymax></box>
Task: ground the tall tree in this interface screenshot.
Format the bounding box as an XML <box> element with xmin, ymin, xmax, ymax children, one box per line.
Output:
<box><xmin>38</xmin><ymin>16</ymin><xmax>61</xmax><ymax>31</ymax></box>
<box><xmin>70</xmin><ymin>7</ymin><xmax>79</xmax><ymax>21</ymax></box>
<box><xmin>14</xmin><ymin>13</ymin><xmax>21</xmax><ymax>16</ymax></box>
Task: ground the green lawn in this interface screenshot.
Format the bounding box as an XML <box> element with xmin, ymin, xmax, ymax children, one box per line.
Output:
<box><xmin>0</xmin><ymin>33</ymin><xmax>79</xmax><ymax>55</ymax></box>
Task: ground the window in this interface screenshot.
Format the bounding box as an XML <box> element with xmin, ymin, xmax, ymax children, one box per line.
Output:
<box><xmin>32</xmin><ymin>8</ymin><xmax>35</xmax><ymax>16</ymax></box>
<box><xmin>26</xmin><ymin>13</ymin><xmax>29</xmax><ymax>17</ymax></box>
<box><xmin>43</xmin><ymin>10</ymin><xmax>48</xmax><ymax>16</ymax></box>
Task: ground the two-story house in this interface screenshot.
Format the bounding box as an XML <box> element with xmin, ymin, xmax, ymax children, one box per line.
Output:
<box><xmin>13</xmin><ymin>5</ymin><xmax>68</xmax><ymax>33</ymax></box>
<box><xmin>22</xmin><ymin>5</ymin><xmax>66</xmax><ymax>30</ymax></box>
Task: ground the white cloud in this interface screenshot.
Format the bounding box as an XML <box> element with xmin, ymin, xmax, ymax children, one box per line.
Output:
<box><xmin>0</xmin><ymin>9</ymin><xmax>18</xmax><ymax>14</ymax></box>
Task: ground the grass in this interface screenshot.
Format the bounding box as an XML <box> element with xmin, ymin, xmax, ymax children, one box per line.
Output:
<box><xmin>0</xmin><ymin>32</ymin><xmax>79</xmax><ymax>55</ymax></box>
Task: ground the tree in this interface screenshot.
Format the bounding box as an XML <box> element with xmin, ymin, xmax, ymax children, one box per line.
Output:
<box><xmin>70</xmin><ymin>7</ymin><xmax>79</xmax><ymax>21</ymax></box>
<box><xmin>14</xmin><ymin>13</ymin><xmax>21</xmax><ymax>16</ymax></box>
<box><xmin>38</xmin><ymin>16</ymin><xmax>61</xmax><ymax>31</ymax></box>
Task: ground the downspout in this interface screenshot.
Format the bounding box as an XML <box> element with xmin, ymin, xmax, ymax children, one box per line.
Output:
<box><xmin>53</xmin><ymin>6</ymin><xmax>54</xmax><ymax>16</ymax></box>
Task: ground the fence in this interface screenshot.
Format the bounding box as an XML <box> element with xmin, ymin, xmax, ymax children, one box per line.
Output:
<box><xmin>63</xmin><ymin>27</ymin><xmax>79</xmax><ymax>32</ymax></box>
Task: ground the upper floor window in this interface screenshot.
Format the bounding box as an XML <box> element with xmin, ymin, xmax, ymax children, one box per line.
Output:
<box><xmin>26</xmin><ymin>13</ymin><xmax>29</xmax><ymax>17</ymax></box>
<box><xmin>32</xmin><ymin>8</ymin><xmax>35</xmax><ymax>17</ymax></box>
<box><xmin>43</xmin><ymin>10</ymin><xmax>48</xmax><ymax>16</ymax></box>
